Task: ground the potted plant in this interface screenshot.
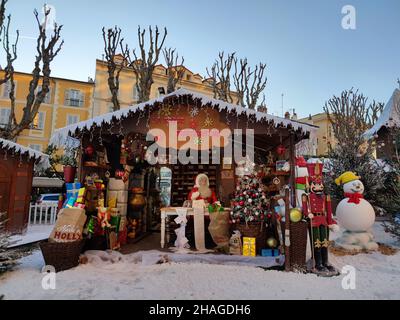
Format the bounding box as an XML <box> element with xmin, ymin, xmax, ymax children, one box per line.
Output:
<box><xmin>61</xmin><ymin>151</ymin><xmax>77</xmax><ymax>183</ymax></box>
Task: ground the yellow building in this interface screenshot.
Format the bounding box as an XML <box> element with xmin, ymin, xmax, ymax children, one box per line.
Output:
<box><xmin>0</xmin><ymin>71</ymin><xmax>95</xmax><ymax>152</ymax></box>
<box><xmin>299</xmin><ymin>112</ymin><xmax>336</xmax><ymax>156</ymax></box>
<box><xmin>93</xmin><ymin>59</ymin><xmax>231</xmax><ymax>116</ymax></box>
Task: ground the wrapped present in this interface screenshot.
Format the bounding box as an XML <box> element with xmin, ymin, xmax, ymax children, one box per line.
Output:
<box><xmin>117</xmin><ymin>203</ymin><xmax>128</xmax><ymax>216</ymax></box>
<box><xmin>261</xmin><ymin>249</ymin><xmax>280</xmax><ymax>257</ymax></box>
<box><xmin>117</xmin><ymin>190</ymin><xmax>128</xmax><ymax>203</ymax></box>
<box><xmin>107</xmin><ymin>190</ymin><xmax>118</xmax><ymax>208</ymax></box>
<box><xmin>242</xmin><ymin>237</ymin><xmax>256</xmax><ymax>257</ymax></box>
<box><xmin>108</xmin><ymin>178</ymin><xmax>128</xmax><ymax>191</ymax></box>
<box><xmin>65</xmin><ymin>197</ymin><xmax>77</xmax><ymax>208</ymax></box>
<box><xmin>76</xmin><ymin>187</ymin><xmax>86</xmax><ymax>204</ymax></box>
<box><xmin>66</xmin><ymin>182</ymin><xmax>81</xmax><ymax>199</ymax></box>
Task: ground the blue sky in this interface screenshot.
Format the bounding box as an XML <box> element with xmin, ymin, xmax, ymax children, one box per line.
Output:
<box><xmin>4</xmin><ymin>0</ymin><xmax>400</xmax><ymax>118</ymax></box>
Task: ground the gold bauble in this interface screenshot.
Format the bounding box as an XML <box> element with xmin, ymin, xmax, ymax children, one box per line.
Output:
<box><xmin>266</xmin><ymin>237</ymin><xmax>278</xmax><ymax>248</ymax></box>
<box><xmin>290</xmin><ymin>208</ymin><xmax>303</xmax><ymax>223</ymax></box>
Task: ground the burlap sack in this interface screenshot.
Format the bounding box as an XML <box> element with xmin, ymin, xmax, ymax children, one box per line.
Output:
<box><xmin>49</xmin><ymin>208</ymin><xmax>87</xmax><ymax>243</ymax></box>
<box><xmin>208</xmin><ymin>210</ymin><xmax>230</xmax><ymax>249</ymax></box>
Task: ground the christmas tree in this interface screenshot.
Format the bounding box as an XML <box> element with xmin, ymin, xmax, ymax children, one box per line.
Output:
<box><xmin>230</xmin><ymin>173</ymin><xmax>270</xmax><ymax>224</ymax></box>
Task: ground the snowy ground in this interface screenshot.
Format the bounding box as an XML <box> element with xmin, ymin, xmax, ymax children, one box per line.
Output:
<box><xmin>0</xmin><ymin>222</ymin><xmax>399</xmax><ymax>300</ymax></box>
<box><xmin>8</xmin><ymin>225</ymin><xmax>53</xmax><ymax>248</ymax></box>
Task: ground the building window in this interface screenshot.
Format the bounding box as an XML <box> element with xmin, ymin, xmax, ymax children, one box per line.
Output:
<box><xmin>157</xmin><ymin>87</ymin><xmax>165</xmax><ymax>97</ymax></box>
<box><xmin>65</xmin><ymin>89</ymin><xmax>84</xmax><ymax>107</ymax></box>
<box><xmin>29</xmin><ymin>144</ymin><xmax>42</xmax><ymax>152</ymax></box>
<box><xmin>37</xmin><ymin>85</ymin><xmax>52</xmax><ymax>104</ymax></box>
<box><xmin>66</xmin><ymin>114</ymin><xmax>79</xmax><ymax>126</ymax></box>
<box><xmin>133</xmin><ymin>85</ymin><xmax>139</xmax><ymax>101</ymax></box>
<box><xmin>186</xmin><ymin>74</ymin><xmax>191</xmax><ymax>81</ymax></box>
<box><xmin>0</xmin><ymin>108</ymin><xmax>10</xmax><ymax>127</ymax></box>
<box><xmin>31</xmin><ymin>111</ymin><xmax>45</xmax><ymax>130</ymax></box>
<box><xmin>2</xmin><ymin>80</ymin><xmax>16</xmax><ymax>98</ymax></box>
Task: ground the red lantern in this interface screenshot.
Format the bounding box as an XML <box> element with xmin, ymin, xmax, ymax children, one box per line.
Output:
<box><xmin>85</xmin><ymin>145</ymin><xmax>95</xmax><ymax>156</ymax></box>
<box><xmin>276</xmin><ymin>144</ymin><xmax>286</xmax><ymax>156</ymax></box>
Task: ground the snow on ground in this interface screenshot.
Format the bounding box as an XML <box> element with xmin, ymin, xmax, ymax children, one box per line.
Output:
<box><xmin>0</xmin><ymin>222</ymin><xmax>399</xmax><ymax>300</ymax></box>
<box><xmin>8</xmin><ymin>225</ymin><xmax>53</xmax><ymax>248</ymax></box>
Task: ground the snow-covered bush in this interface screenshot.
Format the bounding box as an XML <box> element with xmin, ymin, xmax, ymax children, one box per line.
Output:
<box><xmin>0</xmin><ymin>212</ymin><xmax>19</xmax><ymax>274</ymax></box>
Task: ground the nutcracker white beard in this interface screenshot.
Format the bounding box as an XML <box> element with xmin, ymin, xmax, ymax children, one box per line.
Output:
<box><xmin>198</xmin><ymin>185</ymin><xmax>212</xmax><ymax>198</ymax></box>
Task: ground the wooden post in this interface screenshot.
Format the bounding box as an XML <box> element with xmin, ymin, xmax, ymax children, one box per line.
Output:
<box><xmin>284</xmin><ymin>188</ymin><xmax>291</xmax><ymax>271</ymax></box>
<box><xmin>289</xmin><ymin>132</ymin><xmax>296</xmax><ymax>207</ymax></box>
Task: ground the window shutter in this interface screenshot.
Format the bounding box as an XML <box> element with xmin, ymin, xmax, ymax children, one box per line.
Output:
<box><xmin>3</xmin><ymin>81</ymin><xmax>10</xmax><ymax>98</ymax></box>
<box><xmin>0</xmin><ymin>108</ymin><xmax>10</xmax><ymax>124</ymax></box>
<box><xmin>64</xmin><ymin>89</ymin><xmax>70</xmax><ymax>105</ymax></box>
<box><xmin>79</xmin><ymin>91</ymin><xmax>84</xmax><ymax>107</ymax></box>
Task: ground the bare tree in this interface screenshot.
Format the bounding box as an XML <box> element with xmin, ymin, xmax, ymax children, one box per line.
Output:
<box><xmin>126</xmin><ymin>26</ymin><xmax>167</xmax><ymax>103</ymax></box>
<box><xmin>233</xmin><ymin>57</ymin><xmax>249</xmax><ymax>107</ymax></box>
<box><xmin>206</xmin><ymin>51</ymin><xmax>235</xmax><ymax>103</ymax></box>
<box><xmin>207</xmin><ymin>52</ymin><xmax>268</xmax><ymax>109</ymax></box>
<box><xmin>245</xmin><ymin>63</ymin><xmax>267</xmax><ymax>110</ymax></box>
<box><xmin>163</xmin><ymin>47</ymin><xmax>184</xmax><ymax>94</ymax></box>
<box><xmin>0</xmin><ymin>6</ymin><xmax>64</xmax><ymax>140</ymax></box>
<box><xmin>0</xmin><ymin>0</ymin><xmax>6</xmax><ymax>34</ymax></box>
<box><xmin>323</xmin><ymin>89</ymin><xmax>383</xmax><ymax>153</ymax></box>
<box><xmin>102</xmin><ymin>26</ymin><xmax>128</xmax><ymax>111</ymax></box>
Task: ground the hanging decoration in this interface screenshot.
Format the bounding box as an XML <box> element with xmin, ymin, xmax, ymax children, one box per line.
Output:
<box><xmin>189</xmin><ymin>106</ymin><xmax>199</xmax><ymax>118</ymax></box>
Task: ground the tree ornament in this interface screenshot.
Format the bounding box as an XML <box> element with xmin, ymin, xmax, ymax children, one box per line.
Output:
<box><xmin>289</xmin><ymin>208</ymin><xmax>303</xmax><ymax>223</ymax></box>
<box><xmin>266</xmin><ymin>237</ymin><xmax>278</xmax><ymax>248</ymax></box>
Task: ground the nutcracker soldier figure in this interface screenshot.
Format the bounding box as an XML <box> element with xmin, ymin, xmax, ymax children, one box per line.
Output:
<box><xmin>301</xmin><ymin>162</ymin><xmax>339</xmax><ymax>276</ymax></box>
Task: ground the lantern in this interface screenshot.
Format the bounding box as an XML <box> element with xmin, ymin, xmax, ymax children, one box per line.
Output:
<box><xmin>276</xmin><ymin>144</ymin><xmax>286</xmax><ymax>155</ymax></box>
<box><xmin>85</xmin><ymin>145</ymin><xmax>95</xmax><ymax>157</ymax></box>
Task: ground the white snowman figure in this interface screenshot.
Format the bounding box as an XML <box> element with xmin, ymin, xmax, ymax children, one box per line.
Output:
<box><xmin>334</xmin><ymin>172</ymin><xmax>378</xmax><ymax>251</ymax></box>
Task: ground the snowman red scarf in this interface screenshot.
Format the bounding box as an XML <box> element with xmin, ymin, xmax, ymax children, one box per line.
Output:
<box><xmin>344</xmin><ymin>193</ymin><xmax>364</xmax><ymax>204</ymax></box>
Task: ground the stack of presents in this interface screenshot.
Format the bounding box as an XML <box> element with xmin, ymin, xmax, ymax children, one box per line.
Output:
<box><xmin>48</xmin><ymin>175</ymin><xmax>130</xmax><ymax>251</ymax></box>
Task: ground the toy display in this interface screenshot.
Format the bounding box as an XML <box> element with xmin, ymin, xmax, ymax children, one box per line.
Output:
<box><xmin>334</xmin><ymin>172</ymin><xmax>378</xmax><ymax>251</ymax></box>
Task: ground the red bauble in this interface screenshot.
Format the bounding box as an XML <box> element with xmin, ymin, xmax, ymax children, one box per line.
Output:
<box><xmin>267</xmin><ymin>214</ymin><xmax>272</xmax><ymax>219</ymax></box>
<box><xmin>239</xmin><ymin>201</ymin><xmax>244</xmax><ymax>206</ymax></box>
<box><xmin>276</xmin><ymin>144</ymin><xmax>286</xmax><ymax>155</ymax></box>
<box><xmin>85</xmin><ymin>145</ymin><xmax>95</xmax><ymax>156</ymax></box>
<box><xmin>260</xmin><ymin>214</ymin><xmax>265</xmax><ymax>220</ymax></box>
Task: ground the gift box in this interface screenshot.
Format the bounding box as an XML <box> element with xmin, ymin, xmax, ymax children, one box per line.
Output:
<box><xmin>108</xmin><ymin>178</ymin><xmax>128</xmax><ymax>191</ymax></box>
<box><xmin>261</xmin><ymin>249</ymin><xmax>280</xmax><ymax>257</ymax></box>
<box><xmin>117</xmin><ymin>190</ymin><xmax>128</xmax><ymax>203</ymax></box>
<box><xmin>66</xmin><ymin>183</ymin><xmax>81</xmax><ymax>199</ymax></box>
<box><xmin>117</xmin><ymin>203</ymin><xmax>128</xmax><ymax>216</ymax></box>
<box><xmin>242</xmin><ymin>237</ymin><xmax>256</xmax><ymax>257</ymax></box>
<box><xmin>107</xmin><ymin>191</ymin><xmax>118</xmax><ymax>208</ymax></box>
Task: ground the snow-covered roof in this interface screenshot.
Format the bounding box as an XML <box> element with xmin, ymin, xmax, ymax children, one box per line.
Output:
<box><xmin>50</xmin><ymin>88</ymin><xmax>318</xmax><ymax>147</ymax></box>
<box><xmin>0</xmin><ymin>138</ymin><xmax>50</xmax><ymax>170</ymax></box>
<box><xmin>364</xmin><ymin>89</ymin><xmax>400</xmax><ymax>139</ymax></box>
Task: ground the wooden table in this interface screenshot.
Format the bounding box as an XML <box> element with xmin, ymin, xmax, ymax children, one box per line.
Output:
<box><xmin>160</xmin><ymin>207</ymin><xmax>230</xmax><ymax>249</ymax></box>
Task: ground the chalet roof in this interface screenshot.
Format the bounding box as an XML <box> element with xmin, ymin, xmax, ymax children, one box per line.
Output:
<box><xmin>0</xmin><ymin>138</ymin><xmax>50</xmax><ymax>170</ymax></box>
<box><xmin>364</xmin><ymin>89</ymin><xmax>400</xmax><ymax>139</ymax></box>
<box><xmin>50</xmin><ymin>88</ymin><xmax>318</xmax><ymax>147</ymax></box>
